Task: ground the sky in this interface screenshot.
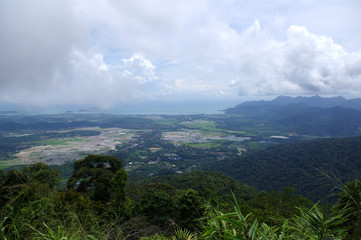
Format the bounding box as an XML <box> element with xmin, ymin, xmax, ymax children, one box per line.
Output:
<box><xmin>1</xmin><ymin>0</ymin><xmax>361</xmax><ymax>110</ymax></box>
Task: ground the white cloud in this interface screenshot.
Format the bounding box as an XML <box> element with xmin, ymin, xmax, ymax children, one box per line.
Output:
<box><xmin>0</xmin><ymin>0</ymin><xmax>84</xmax><ymax>90</ymax></box>
<box><xmin>118</xmin><ymin>53</ymin><xmax>157</xmax><ymax>85</ymax></box>
<box><xmin>0</xmin><ymin>0</ymin><xmax>158</xmax><ymax>108</ymax></box>
<box><xmin>156</xmin><ymin>18</ymin><xmax>361</xmax><ymax>97</ymax></box>
<box><xmin>230</xmin><ymin>23</ymin><xmax>361</xmax><ymax>96</ymax></box>
<box><xmin>0</xmin><ymin>0</ymin><xmax>361</xmax><ymax>109</ymax></box>
<box><xmin>53</xmin><ymin>52</ymin><xmax>157</xmax><ymax>107</ymax></box>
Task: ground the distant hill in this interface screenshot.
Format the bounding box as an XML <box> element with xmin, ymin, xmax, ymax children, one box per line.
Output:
<box><xmin>226</xmin><ymin>95</ymin><xmax>361</xmax><ymax>111</ymax></box>
<box><xmin>224</xmin><ymin>96</ymin><xmax>361</xmax><ymax>137</ymax></box>
<box><xmin>205</xmin><ymin>136</ymin><xmax>361</xmax><ymax>202</ymax></box>
<box><xmin>0</xmin><ymin>111</ymin><xmax>18</xmax><ymax>115</ymax></box>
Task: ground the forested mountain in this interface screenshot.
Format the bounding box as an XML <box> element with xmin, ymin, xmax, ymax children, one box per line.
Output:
<box><xmin>205</xmin><ymin>136</ymin><xmax>361</xmax><ymax>202</ymax></box>
<box><xmin>277</xmin><ymin>105</ymin><xmax>361</xmax><ymax>136</ymax></box>
<box><xmin>226</xmin><ymin>95</ymin><xmax>361</xmax><ymax>111</ymax></box>
<box><xmin>224</xmin><ymin>96</ymin><xmax>361</xmax><ymax>137</ymax></box>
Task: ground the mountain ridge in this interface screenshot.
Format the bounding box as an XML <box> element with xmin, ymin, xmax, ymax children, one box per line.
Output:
<box><xmin>223</xmin><ymin>95</ymin><xmax>361</xmax><ymax>137</ymax></box>
<box><xmin>226</xmin><ymin>95</ymin><xmax>361</xmax><ymax>111</ymax></box>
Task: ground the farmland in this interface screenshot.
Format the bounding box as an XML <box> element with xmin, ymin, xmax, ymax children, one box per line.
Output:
<box><xmin>1</xmin><ymin>127</ymin><xmax>135</xmax><ymax>167</ymax></box>
<box><xmin>0</xmin><ymin>113</ymin><xmax>296</xmax><ymax>173</ymax></box>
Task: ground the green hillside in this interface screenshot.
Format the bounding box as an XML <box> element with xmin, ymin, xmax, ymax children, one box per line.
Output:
<box><xmin>206</xmin><ymin>136</ymin><xmax>361</xmax><ymax>202</ymax></box>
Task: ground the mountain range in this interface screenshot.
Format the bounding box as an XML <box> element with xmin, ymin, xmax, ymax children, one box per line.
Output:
<box><xmin>226</xmin><ymin>95</ymin><xmax>361</xmax><ymax>111</ymax></box>
<box><xmin>224</xmin><ymin>95</ymin><xmax>361</xmax><ymax>137</ymax></box>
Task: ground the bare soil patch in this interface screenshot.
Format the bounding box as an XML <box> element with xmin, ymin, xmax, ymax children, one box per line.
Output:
<box><xmin>13</xmin><ymin>127</ymin><xmax>135</xmax><ymax>165</ymax></box>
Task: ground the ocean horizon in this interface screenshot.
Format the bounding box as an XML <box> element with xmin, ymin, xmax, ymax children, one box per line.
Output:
<box><xmin>108</xmin><ymin>99</ymin><xmax>243</xmax><ymax>115</ymax></box>
<box><xmin>0</xmin><ymin>98</ymin><xmax>247</xmax><ymax>115</ymax></box>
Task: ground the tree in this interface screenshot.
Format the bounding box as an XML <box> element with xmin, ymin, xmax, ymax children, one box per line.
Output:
<box><xmin>67</xmin><ymin>155</ymin><xmax>125</xmax><ymax>202</ymax></box>
<box><xmin>113</xmin><ymin>168</ymin><xmax>128</xmax><ymax>199</ymax></box>
<box><xmin>0</xmin><ymin>162</ymin><xmax>60</xmax><ymax>210</ymax></box>
<box><xmin>175</xmin><ymin>188</ymin><xmax>205</xmax><ymax>230</ymax></box>
<box><xmin>21</xmin><ymin>162</ymin><xmax>60</xmax><ymax>188</ymax></box>
<box><xmin>140</xmin><ymin>183</ymin><xmax>177</xmax><ymax>225</ymax></box>
<box><xmin>0</xmin><ymin>169</ymin><xmax>4</xmax><ymax>184</ymax></box>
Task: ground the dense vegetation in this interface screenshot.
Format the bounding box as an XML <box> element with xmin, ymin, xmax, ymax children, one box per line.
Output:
<box><xmin>135</xmin><ymin>171</ymin><xmax>258</xmax><ymax>202</ymax></box>
<box><xmin>206</xmin><ymin>136</ymin><xmax>361</xmax><ymax>202</ymax></box>
<box><xmin>0</xmin><ymin>155</ymin><xmax>360</xmax><ymax>239</ymax></box>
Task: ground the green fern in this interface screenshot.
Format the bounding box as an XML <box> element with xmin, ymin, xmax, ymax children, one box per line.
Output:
<box><xmin>172</xmin><ymin>228</ymin><xmax>197</xmax><ymax>240</ymax></box>
<box><xmin>290</xmin><ymin>204</ymin><xmax>347</xmax><ymax>240</ymax></box>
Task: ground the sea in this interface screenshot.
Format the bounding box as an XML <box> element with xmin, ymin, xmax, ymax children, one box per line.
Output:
<box><xmin>0</xmin><ymin>97</ymin><xmax>271</xmax><ymax>115</ymax></box>
<box><xmin>108</xmin><ymin>99</ymin><xmax>244</xmax><ymax>115</ymax></box>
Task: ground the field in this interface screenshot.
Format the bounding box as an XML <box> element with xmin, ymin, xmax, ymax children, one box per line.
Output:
<box><xmin>2</xmin><ymin>127</ymin><xmax>135</xmax><ymax>166</ymax></box>
<box><xmin>0</xmin><ymin>113</ymin><xmax>297</xmax><ymax>171</ymax></box>
<box><xmin>162</xmin><ymin>129</ymin><xmax>249</xmax><ymax>144</ymax></box>
<box><xmin>180</xmin><ymin>120</ymin><xmax>247</xmax><ymax>135</ymax></box>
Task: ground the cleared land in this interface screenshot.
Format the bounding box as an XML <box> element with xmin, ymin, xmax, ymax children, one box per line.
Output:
<box><xmin>162</xmin><ymin>129</ymin><xmax>250</xmax><ymax>143</ymax></box>
<box><xmin>10</xmin><ymin>127</ymin><xmax>135</xmax><ymax>165</ymax></box>
<box><xmin>0</xmin><ymin>119</ymin><xmax>252</xmax><ymax>169</ymax></box>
